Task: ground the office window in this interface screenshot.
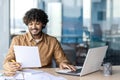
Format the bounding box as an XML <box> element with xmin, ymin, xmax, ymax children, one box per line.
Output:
<box><xmin>97</xmin><ymin>11</ymin><xmax>106</xmax><ymax>21</ymax></box>
<box><xmin>10</xmin><ymin>0</ymin><xmax>37</xmax><ymax>36</ymax></box>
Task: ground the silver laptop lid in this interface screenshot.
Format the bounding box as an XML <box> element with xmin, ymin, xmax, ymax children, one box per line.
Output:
<box><xmin>80</xmin><ymin>46</ymin><xmax>108</xmax><ymax>76</ymax></box>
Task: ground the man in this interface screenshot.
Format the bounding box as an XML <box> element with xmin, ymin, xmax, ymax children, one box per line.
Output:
<box><xmin>3</xmin><ymin>8</ymin><xmax>76</xmax><ymax>76</ymax></box>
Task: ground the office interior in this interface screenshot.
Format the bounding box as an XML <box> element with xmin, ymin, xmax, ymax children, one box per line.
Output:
<box><xmin>0</xmin><ymin>0</ymin><xmax>120</xmax><ymax>69</ymax></box>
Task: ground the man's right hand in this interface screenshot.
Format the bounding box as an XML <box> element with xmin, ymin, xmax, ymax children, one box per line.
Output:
<box><xmin>3</xmin><ymin>62</ymin><xmax>21</xmax><ymax>76</ymax></box>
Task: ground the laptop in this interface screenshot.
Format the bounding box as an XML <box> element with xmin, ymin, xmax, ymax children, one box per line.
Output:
<box><xmin>56</xmin><ymin>46</ymin><xmax>108</xmax><ymax>76</ymax></box>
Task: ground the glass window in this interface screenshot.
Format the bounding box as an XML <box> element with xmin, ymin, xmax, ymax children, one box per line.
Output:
<box><xmin>62</xmin><ymin>0</ymin><xmax>83</xmax><ymax>43</ymax></box>
<box><xmin>97</xmin><ymin>11</ymin><xmax>106</xmax><ymax>21</ymax></box>
<box><xmin>9</xmin><ymin>0</ymin><xmax>120</xmax><ymax>65</ymax></box>
<box><xmin>10</xmin><ymin>0</ymin><xmax>37</xmax><ymax>36</ymax></box>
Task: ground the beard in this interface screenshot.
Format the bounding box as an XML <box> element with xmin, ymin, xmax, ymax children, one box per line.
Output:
<box><xmin>29</xmin><ymin>28</ymin><xmax>42</xmax><ymax>37</ymax></box>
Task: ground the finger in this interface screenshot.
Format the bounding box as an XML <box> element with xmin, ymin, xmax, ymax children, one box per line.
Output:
<box><xmin>11</xmin><ymin>62</ymin><xmax>20</xmax><ymax>66</ymax></box>
<box><xmin>4</xmin><ymin>70</ymin><xmax>16</xmax><ymax>76</ymax></box>
<box><xmin>7</xmin><ymin>64</ymin><xmax>19</xmax><ymax>72</ymax></box>
<box><xmin>10</xmin><ymin>62</ymin><xmax>21</xmax><ymax>69</ymax></box>
<box><xmin>61</xmin><ymin>64</ymin><xmax>71</xmax><ymax>70</ymax></box>
<box><xmin>59</xmin><ymin>64</ymin><xmax>63</xmax><ymax>69</ymax></box>
<box><xmin>3</xmin><ymin>62</ymin><xmax>17</xmax><ymax>71</ymax></box>
<box><xmin>59</xmin><ymin>64</ymin><xmax>67</xmax><ymax>69</ymax></box>
<box><xmin>64</xmin><ymin>64</ymin><xmax>76</xmax><ymax>71</ymax></box>
<box><xmin>66</xmin><ymin>66</ymin><xmax>72</xmax><ymax>70</ymax></box>
<box><xmin>17</xmin><ymin>63</ymin><xmax>21</xmax><ymax>68</ymax></box>
<box><xmin>9</xmin><ymin>65</ymin><xmax>18</xmax><ymax>69</ymax></box>
<box><xmin>68</xmin><ymin>65</ymin><xmax>77</xmax><ymax>71</ymax></box>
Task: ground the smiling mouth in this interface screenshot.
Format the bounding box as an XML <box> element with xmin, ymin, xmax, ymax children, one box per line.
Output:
<box><xmin>31</xmin><ymin>29</ymin><xmax>38</xmax><ymax>31</ymax></box>
<box><xmin>31</xmin><ymin>30</ymin><xmax>38</xmax><ymax>34</ymax></box>
<box><xmin>32</xmin><ymin>29</ymin><xmax>37</xmax><ymax>31</ymax></box>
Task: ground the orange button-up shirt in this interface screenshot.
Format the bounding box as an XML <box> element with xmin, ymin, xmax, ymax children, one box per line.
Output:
<box><xmin>4</xmin><ymin>32</ymin><xmax>69</xmax><ymax>67</ymax></box>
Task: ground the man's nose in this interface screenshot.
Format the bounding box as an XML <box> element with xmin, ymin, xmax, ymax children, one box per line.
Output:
<box><xmin>32</xmin><ymin>24</ymin><xmax>36</xmax><ymax>28</ymax></box>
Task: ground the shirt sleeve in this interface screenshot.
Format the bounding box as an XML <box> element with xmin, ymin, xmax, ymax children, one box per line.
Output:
<box><xmin>3</xmin><ymin>37</ymin><xmax>18</xmax><ymax>64</ymax></box>
<box><xmin>53</xmin><ymin>39</ymin><xmax>70</xmax><ymax>65</ymax></box>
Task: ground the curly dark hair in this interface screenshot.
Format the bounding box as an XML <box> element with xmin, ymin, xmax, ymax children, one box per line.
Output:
<box><xmin>23</xmin><ymin>8</ymin><xmax>49</xmax><ymax>29</ymax></box>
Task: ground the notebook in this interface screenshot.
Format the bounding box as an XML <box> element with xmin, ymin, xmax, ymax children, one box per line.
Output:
<box><xmin>56</xmin><ymin>46</ymin><xmax>108</xmax><ymax>76</ymax></box>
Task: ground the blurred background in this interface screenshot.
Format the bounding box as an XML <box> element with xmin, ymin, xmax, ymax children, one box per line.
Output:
<box><xmin>0</xmin><ymin>0</ymin><xmax>120</xmax><ymax>69</ymax></box>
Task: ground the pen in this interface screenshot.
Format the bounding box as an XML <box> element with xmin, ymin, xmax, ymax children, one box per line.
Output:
<box><xmin>11</xmin><ymin>60</ymin><xmax>19</xmax><ymax>66</ymax></box>
<box><xmin>11</xmin><ymin>60</ymin><xmax>15</xmax><ymax>62</ymax></box>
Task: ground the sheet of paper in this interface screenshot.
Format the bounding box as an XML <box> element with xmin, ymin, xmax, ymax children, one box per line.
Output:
<box><xmin>22</xmin><ymin>69</ymin><xmax>43</xmax><ymax>75</ymax></box>
<box><xmin>14</xmin><ymin>46</ymin><xmax>41</xmax><ymax>68</ymax></box>
<box><xmin>0</xmin><ymin>71</ymin><xmax>67</xmax><ymax>80</ymax></box>
<box><xmin>0</xmin><ymin>77</ymin><xmax>4</xmax><ymax>80</ymax></box>
<box><xmin>0</xmin><ymin>72</ymin><xmax>24</xmax><ymax>80</ymax></box>
<box><xmin>0</xmin><ymin>73</ymin><xmax>4</xmax><ymax>80</ymax></box>
<box><xmin>24</xmin><ymin>72</ymin><xmax>67</xmax><ymax>80</ymax></box>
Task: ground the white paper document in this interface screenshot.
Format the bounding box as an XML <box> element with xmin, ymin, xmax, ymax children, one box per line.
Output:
<box><xmin>14</xmin><ymin>46</ymin><xmax>41</xmax><ymax>68</ymax></box>
<box><xmin>0</xmin><ymin>69</ymin><xmax>67</xmax><ymax>80</ymax></box>
<box><xmin>24</xmin><ymin>71</ymin><xmax>67</xmax><ymax>80</ymax></box>
<box><xmin>22</xmin><ymin>69</ymin><xmax>43</xmax><ymax>75</ymax></box>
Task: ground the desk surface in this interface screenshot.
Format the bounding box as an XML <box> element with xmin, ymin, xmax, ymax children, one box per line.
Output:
<box><xmin>41</xmin><ymin>66</ymin><xmax>120</xmax><ymax>80</ymax></box>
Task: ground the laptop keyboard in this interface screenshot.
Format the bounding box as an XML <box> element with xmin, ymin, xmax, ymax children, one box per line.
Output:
<box><xmin>68</xmin><ymin>68</ymin><xmax>82</xmax><ymax>73</ymax></box>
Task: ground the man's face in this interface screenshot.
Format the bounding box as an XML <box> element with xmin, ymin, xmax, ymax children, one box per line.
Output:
<box><xmin>28</xmin><ymin>21</ymin><xmax>43</xmax><ymax>36</ymax></box>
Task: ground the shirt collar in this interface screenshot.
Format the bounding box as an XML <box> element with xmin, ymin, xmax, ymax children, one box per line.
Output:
<box><xmin>28</xmin><ymin>32</ymin><xmax>33</xmax><ymax>42</ymax></box>
<box><xmin>27</xmin><ymin>32</ymin><xmax>47</xmax><ymax>44</ymax></box>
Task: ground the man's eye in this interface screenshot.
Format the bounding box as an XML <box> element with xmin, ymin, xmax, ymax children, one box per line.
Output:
<box><xmin>36</xmin><ymin>23</ymin><xmax>40</xmax><ymax>25</ymax></box>
<box><xmin>29</xmin><ymin>23</ymin><xmax>33</xmax><ymax>25</ymax></box>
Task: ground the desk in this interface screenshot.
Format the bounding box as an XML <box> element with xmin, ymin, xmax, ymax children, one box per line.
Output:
<box><xmin>41</xmin><ymin>66</ymin><xmax>120</xmax><ymax>80</ymax></box>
